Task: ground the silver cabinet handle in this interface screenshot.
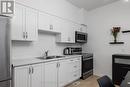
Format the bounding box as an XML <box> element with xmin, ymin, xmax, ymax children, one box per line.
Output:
<box><xmin>32</xmin><ymin>67</ymin><xmax>34</xmax><ymax>74</ymax></box>
<box><xmin>74</xmin><ymin>74</ymin><xmax>77</xmax><ymax>77</ymax></box>
<box><xmin>59</xmin><ymin>63</ymin><xmax>60</xmax><ymax>67</ymax></box>
<box><xmin>57</xmin><ymin>63</ymin><xmax>59</xmax><ymax>68</ymax></box>
<box><xmin>50</xmin><ymin>25</ymin><xmax>53</xmax><ymax>30</ymax></box>
<box><xmin>26</xmin><ymin>32</ymin><xmax>28</xmax><ymax>39</ymax></box>
<box><xmin>23</xmin><ymin>32</ymin><xmax>26</xmax><ymax>39</ymax></box>
<box><xmin>29</xmin><ymin>67</ymin><xmax>32</xmax><ymax>74</ymax></box>
<box><xmin>74</xmin><ymin>66</ymin><xmax>77</xmax><ymax>68</ymax></box>
<box><xmin>57</xmin><ymin>63</ymin><xmax>60</xmax><ymax>68</ymax></box>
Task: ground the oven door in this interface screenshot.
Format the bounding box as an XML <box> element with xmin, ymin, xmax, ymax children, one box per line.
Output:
<box><xmin>82</xmin><ymin>58</ymin><xmax>93</xmax><ymax>75</ymax></box>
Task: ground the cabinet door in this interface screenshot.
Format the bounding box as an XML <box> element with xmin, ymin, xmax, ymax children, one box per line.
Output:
<box><xmin>31</xmin><ymin>64</ymin><xmax>42</xmax><ymax>87</ymax></box>
<box><xmin>14</xmin><ymin>66</ymin><xmax>30</xmax><ymax>87</ymax></box>
<box><xmin>25</xmin><ymin>8</ymin><xmax>38</xmax><ymax>41</ymax></box>
<box><xmin>77</xmin><ymin>25</ymin><xmax>87</xmax><ymax>32</ymax></box>
<box><xmin>80</xmin><ymin>25</ymin><xmax>87</xmax><ymax>32</ymax></box>
<box><xmin>58</xmin><ymin>60</ymin><xmax>69</xmax><ymax>87</ymax></box>
<box><xmin>51</xmin><ymin>16</ymin><xmax>61</xmax><ymax>32</ymax></box>
<box><xmin>11</xmin><ymin>3</ymin><xmax>25</xmax><ymax>40</ymax></box>
<box><xmin>44</xmin><ymin>61</ymin><xmax>58</xmax><ymax>87</ymax></box>
<box><xmin>56</xmin><ymin>20</ymin><xmax>76</xmax><ymax>43</ymax></box>
<box><xmin>68</xmin><ymin>22</ymin><xmax>75</xmax><ymax>43</ymax></box>
<box><xmin>58</xmin><ymin>57</ymin><xmax>81</xmax><ymax>87</ymax></box>
<box><xmin>68</xmin><ymin>58</ymin><xmax>81</xmax><ymax>83</ymax></box>
<box><xmin>57</xmin><ymin>20</ymin><xmax>71</xmax><ymax>43</ymax></box>
<box><xmin>68</xmin><ymin>70</ymin><xmax>81</xmax><ymax>83</ymax></box>
<box><xmin>38</xmin><ymin>12</ymin><xmax>51</xmax><ymax>31</ymax></box>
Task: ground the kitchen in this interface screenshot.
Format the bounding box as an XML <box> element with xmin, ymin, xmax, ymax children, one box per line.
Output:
<box><xmin>0</xmin><ymin>0</ymin><xmax>130</xmax><ymax>87</ymax></box>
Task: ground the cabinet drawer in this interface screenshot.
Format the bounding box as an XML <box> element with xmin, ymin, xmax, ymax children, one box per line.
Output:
<box><xmin>73</xmin><ymin>70</ymin><xmax>81</xmax><ymax>80</ymax></box>
<box><xmin>73</xmin><ymin>61</ymin><xmax>81</xmax><ymax>71</ymax></box>
<box><xmin>68</xmin><ymin>58</ymin><xmax>81</xmax><ymax>72</ymax></box>
<box><xmin>68</xmin><ymin>70</ymin><xmax>81</xmax><ymax>83</ymax></box>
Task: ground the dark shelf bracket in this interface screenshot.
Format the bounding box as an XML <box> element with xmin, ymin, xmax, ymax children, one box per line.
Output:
<box><xmin>109</xmin><ymin>42</ymin><xmax>124</xmax><ymax>44</ymax></box>
<box><xmin>122</xmin><ymin>30</ymin><xmax>130</xmax><ymax>33</ymax></box>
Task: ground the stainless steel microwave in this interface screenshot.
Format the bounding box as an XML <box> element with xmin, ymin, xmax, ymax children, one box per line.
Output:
<box><xmin>75</xmin><ymin>31</ymin><xmax>87</xmax><ymax>43</ymax></box>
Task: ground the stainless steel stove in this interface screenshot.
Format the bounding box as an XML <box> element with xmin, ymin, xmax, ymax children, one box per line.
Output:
<box><xmin>81</xmin><ymin>53</ymin><xmax>93</xmax><ymax>80</ymax></box>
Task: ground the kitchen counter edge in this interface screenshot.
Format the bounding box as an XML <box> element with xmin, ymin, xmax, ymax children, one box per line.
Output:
<box><xmin>12</xmin><ymin>55</ymin><xmax>82</xmax><ymax>68</ymax></box>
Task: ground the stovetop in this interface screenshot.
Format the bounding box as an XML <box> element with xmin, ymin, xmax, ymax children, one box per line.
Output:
<box><xmin>81</xmin><ymin>53</ymin><xmax>93</xmax><ymax>58</ymax></box>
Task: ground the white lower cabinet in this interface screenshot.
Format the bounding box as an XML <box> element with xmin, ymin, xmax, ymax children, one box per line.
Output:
<box><xmin>14</xmin><ymin>56</ymin><xmax>81</xmax><ymax>87</ymax></box>
<box><xmin>60</xmin><ymin>57</ymin><xmax>81</xmax><ymax>85</ymax></box>
<box><xmin>31</xmin><ymin>64</ymin><xmax>43</xmax><ymax>87</ymax></box>
<box><xmin>44</xmin><ymin>61</ymin><xmax>58</xmax><ymax>87</ymax></box>
<box><xmin>14</xmin><ymin>66</ymin><xmax>30</xmax><ymax>87</ymax></box>
<box><xmin>58</xmin><ymin>60</ymin><xmax>70</xmax><ymax>87</ymax></box>
<box><xmin>45</xmin><ymin>57</ymin><xmax>81</xmax><ymax>87</ymax></box>
<box><xmin>14</xmin><ymin>64</ymin><xmax>43</xmax><ymax>87</ymax></box>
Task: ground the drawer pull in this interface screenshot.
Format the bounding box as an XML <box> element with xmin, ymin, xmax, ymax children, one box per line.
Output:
<box><xmin>74</xmin><ymin>66</ymin><xmax>77</xmax><ymax>68</ymax></box>
<box><xmin>74</xmin><ymin>74</ymin><xmax>77</xmax><ymax>77</ymax></box>
<box><xmin>32</xmin><ymin>67</ymin><xmax>34</xmax><ymax>74</ymax></box>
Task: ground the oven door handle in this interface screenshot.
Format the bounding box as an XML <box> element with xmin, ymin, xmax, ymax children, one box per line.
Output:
<box><xmin>83</xmin><ymin>58</ymin><xmax>93</xmax><ymax>61</ymax></box>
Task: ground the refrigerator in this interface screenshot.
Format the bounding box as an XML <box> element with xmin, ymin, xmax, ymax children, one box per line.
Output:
<box><xmin>0</xmin><ymin>16</ymin><xmax>11</xmax><ymax>87</ymax></box>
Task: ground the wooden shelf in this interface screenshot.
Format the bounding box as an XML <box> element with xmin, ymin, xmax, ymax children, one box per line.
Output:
<box><xmin>109</xmin><ymin>42</ymin><xmax>124</xmax><ymax>44</ymax></box>
<box><xmin>122</xmin><ymin>30</ymin><xmax>130</xmax><ymax>33</ymax></box>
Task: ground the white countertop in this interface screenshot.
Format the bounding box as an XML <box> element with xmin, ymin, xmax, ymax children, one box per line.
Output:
<box><xmin>12</xmin><ymin>55</ymin><xmax>82</xmax><ymax>67</ymax></box>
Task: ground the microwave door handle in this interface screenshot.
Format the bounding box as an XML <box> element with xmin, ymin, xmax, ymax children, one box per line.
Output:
<box><xmin>76</xmin><ymin>40</ymin><xmax>87</xmax><ymax>42</ymax></box>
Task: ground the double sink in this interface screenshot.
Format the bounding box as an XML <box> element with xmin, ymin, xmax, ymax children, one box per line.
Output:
<box><xmin>37</xmin><ymin>56</ymin><xmax>65</xmax><ymax>60</ymax></box>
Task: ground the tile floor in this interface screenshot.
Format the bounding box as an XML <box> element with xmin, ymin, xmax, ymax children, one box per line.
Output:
<box><xmin>66</xmin><ymin>75</ymin><xmax>120</xmax><ymax>87</ymax></box>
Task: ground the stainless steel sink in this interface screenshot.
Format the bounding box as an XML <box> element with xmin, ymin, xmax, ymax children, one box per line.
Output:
<box><xmin>37</xmin><ymin>56</ymin><xmax>65</xmax><ymax>60</ymax></box>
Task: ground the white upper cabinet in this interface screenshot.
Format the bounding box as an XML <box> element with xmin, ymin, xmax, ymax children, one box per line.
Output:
<box><xmin>75</xmin><ymin>24</ymin><xmax>87</xmax><ymax>33</ymax></box>
<box><xmin>51</xmin><ymin>16</ymin><xmax>61</xmax><ymax>32</ymax></box>
<box><xmin>38</xmin><ymin>12</ymin><xmax>51</xmax><ymax>31</ymax></box>
<box><xmin>11</xmin><ymin>3</ymin><xmax>25</xmax><ymax>41</ymax></box>
<box><xmin>25</xmin><ymin>8</ymin><xmax>38</xmax><ymax>41</ymax></box>
<box><xmin>11</xmin><ymin>3</ymin><xmax>38</xmax><ymax>41</ymax></box>
<box><xmin>38</xmin><ymin>12</ymin><xmax>61</xmax><ymax>33</ymax></box>
<box><xmin>69</xmin><ymin>22</ymin><xmax>76</xmax><ymax>43</ymax></box>
<box><xmin>80</xmin><ymin>25</ymin><xmax>87</xmax><ymax>32</ymax></box>
<box><xmin>56</xmin><ymin>20</ymin><xmax>75</xmax><ymax>43</ymax></box>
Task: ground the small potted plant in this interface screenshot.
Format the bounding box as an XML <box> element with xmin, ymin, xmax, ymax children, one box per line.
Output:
<box><xmin>111</xmin><ymin>27</ymin><xmax>121</xmax><ymax>43</ymax></box>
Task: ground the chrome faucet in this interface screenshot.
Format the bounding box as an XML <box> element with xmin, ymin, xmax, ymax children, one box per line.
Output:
<box><xmin>44</xmin><ymin>50</ymin><xmax>49</xmax><ymax>58</ymax></box>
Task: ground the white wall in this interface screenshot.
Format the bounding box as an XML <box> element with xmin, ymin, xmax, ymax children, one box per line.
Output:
<box><xmin>12</xmin><ymin>0</ymin><xmax>83</xmax><ymax>59</ymax></box>
<box><xmin>12</xmin><ymin>33</ymin><xmax>80</xmax><ymax>59</ymax></box>
<box><xmin>83</xmin><ymin>1</ymin><xmax>130</xmax><ymax>77</ymax></box>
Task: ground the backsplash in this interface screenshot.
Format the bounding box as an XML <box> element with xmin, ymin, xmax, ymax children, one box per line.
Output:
<box><xmin>12</xmin><ymin>33</ymin><xmax>81</xmax><ymax>59</ymax></box>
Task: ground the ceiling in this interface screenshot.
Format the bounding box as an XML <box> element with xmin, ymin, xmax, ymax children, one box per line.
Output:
<box><xmin>67</xmin><ymin>0</ymin><xmax>119</xmax><ymax>11</ymax></box>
